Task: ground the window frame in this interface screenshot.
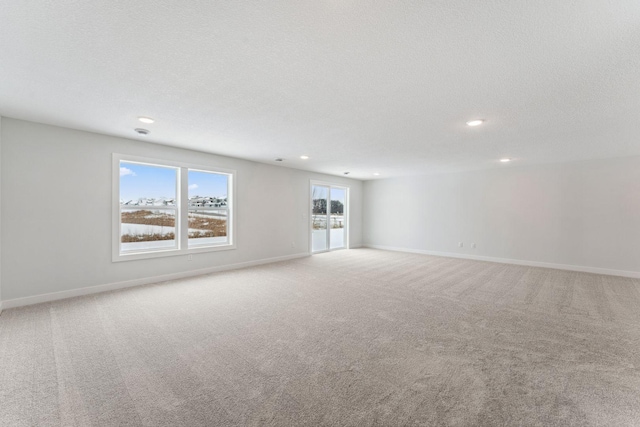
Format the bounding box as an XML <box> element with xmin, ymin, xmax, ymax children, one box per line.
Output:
<box><xmin>112</xmin><ymin>153</ymin><xmax>236</xmax><ymax>262</ymax></box>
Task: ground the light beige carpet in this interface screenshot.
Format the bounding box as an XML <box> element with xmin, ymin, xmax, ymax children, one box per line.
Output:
<box><xmin>1</xmin><ymin>249</ymin><xmax>639</xmax><ymax>426</ymax></box>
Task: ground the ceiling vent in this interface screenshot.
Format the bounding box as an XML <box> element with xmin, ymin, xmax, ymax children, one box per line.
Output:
<box><xmin>134</xmin><ymin>128</ymin><xmax>150</xmax><ymax>135</ymax></box>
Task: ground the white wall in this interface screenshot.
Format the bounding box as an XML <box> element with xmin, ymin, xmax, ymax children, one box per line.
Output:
<box><xmin>363</xmin><ymin>157</ymin><xmax>640</xmax><ymax>276</ymax></box>
<box><xmin>0</xmin><ymin>117</ymin><xmax>2</xmax><ymax>313</ymax></box>
<box><xmin>0</xmin><ymin>118</ymin><xmax>363</xmax><ymax>303</ymax></box>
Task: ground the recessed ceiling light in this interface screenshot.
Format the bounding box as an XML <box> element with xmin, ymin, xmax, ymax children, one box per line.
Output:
<box><xmin>138</xmin><ymin>117</ymin><xmax>155</xmax><ymax>124</ymax></box>
<box><xmin>134</xmin><ymin>128</ymin><xmax>150</xmax><ymax>135</ymax></box>
<box><xmin>300</xmin><ymin>155</ymin><xmax>309</xmax><ymax>160</ymax></box>
<box><xmin>466</xmin><ymin>119</ymin><xmax>484</xmax><ymax>127</ymax></box>
<box><xmin>500</xmin><ymin>158</ymin><xmax>511</xmax><ymax>163</ymax></box>
<box><xmin>373</xmin><ymin>172</ymin><xmax>380</xmax><ymax>176</ymax></box>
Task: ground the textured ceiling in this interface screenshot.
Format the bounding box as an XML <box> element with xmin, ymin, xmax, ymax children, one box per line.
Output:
<box><xmin>1</xmin><ymin>1</ymin><xmax>639</xmax><ymax>179</ymax></box>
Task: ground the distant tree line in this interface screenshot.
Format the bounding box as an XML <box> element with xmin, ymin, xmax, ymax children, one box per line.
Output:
<box><xmin>313</xmin><ymin>199</ymin><xmax>343</xmax><ymax>215</ymax></box>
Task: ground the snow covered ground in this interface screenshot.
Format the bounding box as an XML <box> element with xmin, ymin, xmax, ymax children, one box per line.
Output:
<box><xmin>121</xmin><ymin>236</ymin><xmax>228</xmax><ymax>252</ymax></box>
<box><xmin>121</xmin><ymin>223</ymin><xmax>220</xmax><ymax>236</ymax></box>
<box><xmin>121</xmin><ymin>239</ymin><xmax>176</xmax><ymax>252</ymax></box>
<box><xmin>120</xmin><ymin>223</ymin><xmax>227</xmax><ymax>252</ymax></box>
<box><xmin>188</xmin><ymin>236</ymin><xmax>228</xmax><ymax>246</ymax></box>
<box><xmin>121</xmin><ymin>223</ymin><xmax>175</xmax><ymax>236</ymax></box>
<box><xmin>312</xmin><ymin>215</ymin><xmax>345</xmax><ymax>228</ymax></box>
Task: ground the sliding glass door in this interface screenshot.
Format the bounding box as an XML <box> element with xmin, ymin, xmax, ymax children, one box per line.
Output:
<box><xmin>311</xmin><ymin>183</ymin><xmax>348</xmax><ymax>253</ymax></box>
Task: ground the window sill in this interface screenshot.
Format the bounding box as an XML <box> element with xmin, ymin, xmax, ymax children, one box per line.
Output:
<box><xmin>112</xmin><ymin>243</ymin><xmax>236</xmax><ymax>262</ymax></box>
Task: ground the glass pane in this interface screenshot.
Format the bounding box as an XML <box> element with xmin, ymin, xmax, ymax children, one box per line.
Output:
<box><xmin>330</xmin><ymin>188</ymin><xmax>346</xmax><ymax>249</ymax></box>
<box><xmin>120</xmin><ymin>162</ymin><xmax>178</xmax><ymax>253</ymax></box>
<box><xmin>312</xmin><ymin>185</ymin><xmax>328</xmax><ymax>252</ymax></box>
<box><xmin>120</xmin><ymin>208</ymin><xmax>177</xmax><ymax>252</ymax></box>
<box><xmin>188</xmin><ymin>209</ymin><xmax>228</xmax><ymax>246</ymax></box>
<box><xmin>188</xmin><ymin>170</ymin><xmax>229</xmax><ymax>246</ymax></box>
<box><xmin>119</xmin><ymin>161</ymin><xmax>177</xmax><ymax>206</ymax></box>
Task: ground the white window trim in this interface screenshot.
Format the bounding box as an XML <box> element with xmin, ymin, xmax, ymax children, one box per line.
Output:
<box><xmin>112</xmin><ymin>153</ymin><xmax>236</xmax><ymax>262</ymax></box>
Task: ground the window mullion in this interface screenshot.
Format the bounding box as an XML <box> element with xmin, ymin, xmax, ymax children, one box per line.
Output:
<box><xmin>179</xmin><ymin>167</ymin><xmax>189</xmax><ymax>251</ymax></box>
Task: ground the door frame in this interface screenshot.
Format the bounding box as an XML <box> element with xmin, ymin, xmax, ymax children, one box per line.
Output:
<box><xmin>309</xmin><ymin>180</ymin><xmax>350</xmax><ymax>254</ymax></box>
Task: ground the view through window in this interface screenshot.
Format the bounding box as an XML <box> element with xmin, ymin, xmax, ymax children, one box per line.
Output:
<box><xmin>188</xmin><ymin>170</ymin><xmax>229</xmax><ymax>247</ymax></box>
<box><xmin>119</xmin><ymin>162</ymin><xmax>178</xmax><ymax>253</ymax></box>
<box><xmin>116</xmin><ymin>157</ymin><xmax>233</xmax><ymax>260</ymax></box>
<box><xmin>311</xmin><ymin>184</ymin><xmax>347</xmax><ymax>253</ymax></box>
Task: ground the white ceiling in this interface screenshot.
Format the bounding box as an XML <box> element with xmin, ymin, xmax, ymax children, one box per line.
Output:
<box><xmin>1</xmin><ymin>1</ymin><xmax>639</xmax><ymax>180</ymax></box>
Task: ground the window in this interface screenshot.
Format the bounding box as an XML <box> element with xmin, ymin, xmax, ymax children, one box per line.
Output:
<box><xmin>119</xmin><ymin>162</ymin><xmax>179</xmax><ymax>253</ymax></box>
<box><xmin>113</xmin><ymin>154</ymin><xmax>235</xmax><ymax>261</ymax></box>
<box><xmin>188</xmin><ymin>169</ymin><xmax>230</xmax><ymax>248</ymax></box>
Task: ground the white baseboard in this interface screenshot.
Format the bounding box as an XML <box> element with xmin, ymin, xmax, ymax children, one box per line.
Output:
<box><xmin>1</xmin><ymin>253</ymin><xmax>310</xmax><ymax>310</ymax></box>
<box><xmin>363</xmin><ymin>244</ymin><xmax>640</xmax><ymax>279</ymax></box>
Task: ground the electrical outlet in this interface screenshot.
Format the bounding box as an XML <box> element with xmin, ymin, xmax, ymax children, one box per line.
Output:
<box><xmin>471</xmin><ymin>243</ymin><xmax>476</xmax><ymax>249</ymax></box>
<box><xmin>458</xmin><ymin>242</ymin><xmax>463</xmax><ymax>248</ymax></box>
<box><xmin>291</xmin><ymin>241</ymin><xmax>296</xmax><ymax>248</ymax></box>
<box><xmin>187</xmin><ymin>254</ymin><xmax>193</xmax><ymax>261</ymax></box>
